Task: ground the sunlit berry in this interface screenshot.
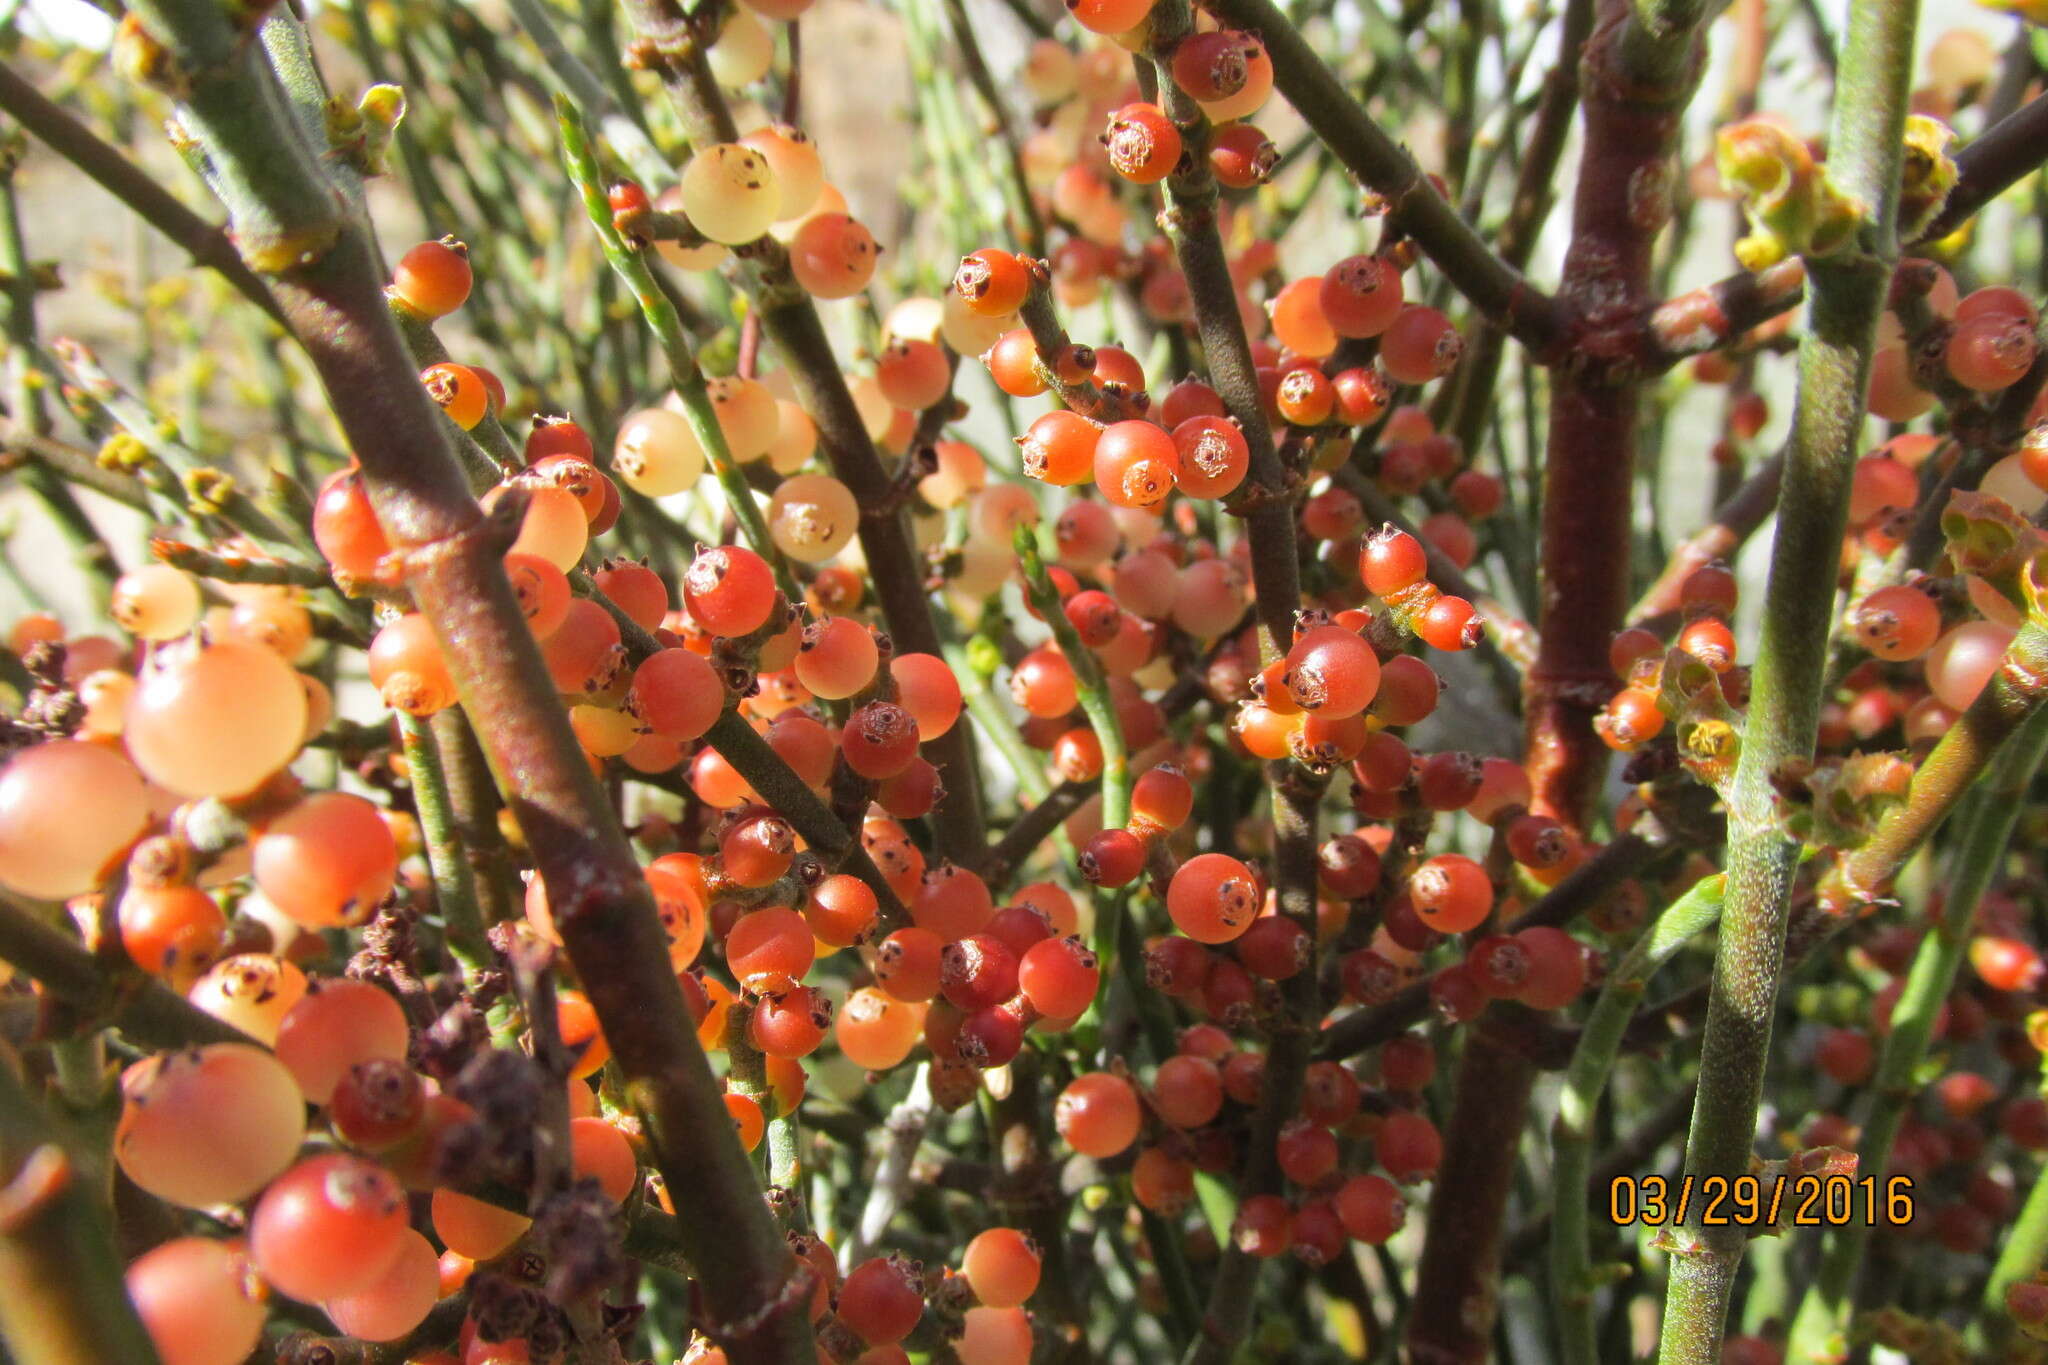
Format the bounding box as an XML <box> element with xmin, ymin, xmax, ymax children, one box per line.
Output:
<box><xmin>129</xmin><ymin>638</ymin><xmax>309</xmax><ymax>794</ymax></box>
<box><xmin>678</xmin><ymin>143</ymin><xmax>781</xmax><ymax>243</ymax></box>
<box><xmin>613</xmin><ymin>408</ymin><xmax>706</xmax><ymax>497</ymax></box>
<box><xmin>127</xmin><ymin>1237</ymin><xmax>267</xmax><ymax>1365</ymax></box>
<box><xmin>1209</xmin><ymin>122</ymin><xmax>1278</xmax><ymax>188</ymax></box>
<box><xmin>420</xmin><ymin>362</ymin><xmax>489</xmax><ymax>430</ymax></box>
<box><xmin>1320</xmin><ymin>255</ymin><xmax>1404</xmax><ymax>338</ymax></box>
<box><xmin>1018</xmin><ymin>409</ymin><xmax>1102</xmax><ymax>487</ymax></box>
<box><xmin>1017</xmin><ymin>934</ymin><xmax>1099</xmax><ymax>1018</ymax></box>
<box><xmin>1056</xmin><ymin>1071</ymin><xmax>1142</xmax><ymax>1157</ymax></box>
<box><xmin>963</xmin><ymin>1227</ymin><xmax>1041</xmax><ymax>1308</ymax></box>
<box><xmin>117</xmin><ymin>1044</ymin><xmax>307</xmax><ymax>1208</ymax></box>
<box><xmin>1168</xmin><ymin>853</ymin><xmax>1261</xmax><ymax>943</ymax></box>
<box><xmin>1283</xmin><ymin>624</ymin><xmax>1381</xmax><ymax>717</ymax></box>
<box><xmin>0</xmin><ymin>738</ymin><xmax>151</xmax><ymax>899</ymax></box>
<box><xmin>1103</xmin><ymin>102</ymin><xmax>1181</xmax><ymax>184</ymax></box>
<box><xmin>251</xmin><ymin>1153</ymin><xmax>410</xmax><ymax>1302</ymax></box>
<box><xmin>684</xmin><ymin>545</ymin><xmax>778</xmax><ymax>637</ymax></box>
<box><xmin>788</xmin><ymin>213</ymin><xmax>880</xmax><ymax>298</ymax></box>
<box><xmin>391</xmin><ymin>238</ymin><xmax>472</xmax><ymax>317</ymax></box>
<box><xmin>956</xmin><ymin>248</ymin><xmax>1032</xmax><ymax>317</ymax></box>
<box><xmin>1407</xmin><ymin>854</ymin><xmax>1491</xmax><ymax>933</ymax></box>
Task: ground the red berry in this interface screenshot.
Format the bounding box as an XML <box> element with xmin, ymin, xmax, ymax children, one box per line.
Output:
<box><xmin>391</xmin><ymin>239</ymin><xmax>472</xmax><ymax>318</ymax></box>
<box><xmin>1375</xmin><ymin>1111</ymin><xmax>1442</xmax><ymax>1182</ymax></box>
<box><xmin>1017</xmin><ymin>935</ymin><xmax>1100</xmax><ymax>1019</ymax></box>
<box><xmin>956</xmin><ymin>249</ymin><xmax>1032</xmax><ymax>317</ymax></box>
<box><xmin>838</xmin><ymin>1256</ymin><xmax>925</xmax><ymax>1345</ymax></box>
<box><xmin>1407</xmin><ymin>854</ymin><xmax>1491</xmax><ymax>932</ymax></box>
<box><xmin>1167</xmin><ymin>853</ymin><xmax>1262</xmax><ymax>943</ymax></box>
<box><xmin>1282</xmin><ymin>624</ymin><xmax>1381</xmax><ymax>717</ymax></box>
<box><xmin>1103</xmin><ymin>102</ymin><xmax>1182</xmax><ymax>184</ymax></box>
<box><xmin>1335</xmin><ymin>1173</ymin><xmax>1406</xmax><ymax>1243</ymax></box>
<box><xmin>1380</xmin><ymin>305</ymin><xmax>1463</xmax><ymax>384</ymax></box>
<box><xmin>1319</xmin><ymin>255</ymin><xmax>1404</xmax><ymax>338</ymax></box>
<box><xmin>1275</xmin><ymin>1116</ymin><xmax>1338</xmax><ymax>1185</ymax></box>
<box><xmin>1360</xmin><ymin>525</ymin><xmax>1428</xmax><ymax>596</ymax></box>
<box><xmin>1056</xmin><ymin>1072</ymin><xmax>1142</xmax><ymax>1157</ymax></box>
<box><xmin>1209</xmin><ymin>123</ymin><xmax>1278</xmax><ymax>188</ymax></box>
<box><xmin>940</xmin><ymin>932</ymin><xmax>1021</xmax><ymax>1012</ymax></box>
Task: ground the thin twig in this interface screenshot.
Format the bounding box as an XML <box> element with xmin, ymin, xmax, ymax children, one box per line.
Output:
<box><xmin>1203</xmin><ymin>0</ymin><xmax>1560</xmax><ymax>351</ymax></box>
<box><xmin>0</xmin><ymin>892</ymin><xmax>251</xmax><ymax>1047</ymax></box>
<box><xmin>1788</xmin><ymin>702</ymin><xmax>2048</xmax><ymax>1360</ymax></box>
<box><xmin>1552</xmin><ymin>873</ymin><xmax>1727</xmax><ymax>1363</ymax></box>
<box><xmin>609</xmin><ymin>7</ymin><xmax>986</xmax><ymax>864</ymax></box>
<box><xmin>0</xmin><ymin>59</ymin><xmax>283</xmax><ymax>324</ymax></box>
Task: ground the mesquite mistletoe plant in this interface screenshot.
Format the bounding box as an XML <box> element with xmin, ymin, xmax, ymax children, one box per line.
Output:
<box><xmin>2</xmin><ymin>0</ymin><xmax>2048</xmax><ymax>1360</ymax></box>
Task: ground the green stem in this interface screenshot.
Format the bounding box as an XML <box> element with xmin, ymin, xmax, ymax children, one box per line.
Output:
<box><xmin>1657</xmin><ymin>0</ymin><xmax>1920</xmax><ymax>1358</ymax></box>
<box><xmin>0</xmin><ymin>59</ymin><xmax>283</xmax><ymax>323</ymax></box>
<box><xmin>0</xmin><ymin>892</ymin><xmax>250</xmax><ymax>1047</ymax></box>
<box><xmin>726</xmin><ymin>999</ymin><xmax>806</xmax><ymax>1230</ymax></box>
<box><xmin>1140</xmin><ymin>1205</ymin><xmax>1204</xmax><ymax>1348</ymax></box>
<box><xmin>431</xmin><ymin>708</ymin><xmax>518</xmax><ymax>930</ymax></box>
<box><xmin>1978</xmin><ymin>1135</ymin><xmax>2048</xmax><ymax>1352</ymax></box>
<box><xmin>151</xmin><ymin>536</ymin><xmax>330</xmax><ymax>589</ymax></box>
<box><xmin>555</xmin><ymin>98</ymin><xmax>802</xmax><ymax>607</ymax></box>
<box><xmin>1011</xmin><ymin>526</ymin><xmax>1128</xmax><ymax>832</ymax></box>
<box><xmin>53</xmin><ymin>340</ymin><xmax>308</xmax><ymax>557</ymax></box>
<box><xmin>1788</xmin><ymin>705</ymin><xmax>2048</xmax><ymax>1360</ymax></box>
<box><xmin>504</xmin><ymin>0</ymin><xmax>670</xmax><ymax>186</ymax></box>
<box><xmin>0</xmin><ymin>149</ymin><xmax>115</xmax><ymax>606</ymax></box>
<box><xmin>399</xmin><ymin>713</ymin><xmax>491</xmax><ymax>977</ymax></box>
<box><xmin>0</xmin><ymin>1044</ymin><xmax>161</xmax><ymax>1365</ymax></box>
<box><xmin>0</xmin><ymin>426</ymin><xmax>153</xmax><ymax>511</ymax></box>
<box><xmin>1552</xmin><ymin>873</ymin><xmax>1727</xmax><ymax>1365</ymax></box>
<box><xmin>936</xmin><ymin>0</ymin><xmax>1045</xmax><ymax>258</ymax></box>
<box><xmin>1822</xmin><ymin>620</ymin><xmax>2048</xmax><ymax>911</ymax></box>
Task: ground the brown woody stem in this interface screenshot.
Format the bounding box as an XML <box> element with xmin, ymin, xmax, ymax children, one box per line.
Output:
<box><xmin>1410</xmin><ymin>2</ymin><xmax>1706</xmax><ymax>1355</ymax></box>
<box><xmin>111</xmin><ymin>1</ymin><xmax>814</xmax><ymax>1357</ymax></box>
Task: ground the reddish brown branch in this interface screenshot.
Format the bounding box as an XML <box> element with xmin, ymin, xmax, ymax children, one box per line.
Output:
<box><xmin>114</xmin><ymin>0</ymin><xmax>815</xmax><ymax>1357</ymax></box>
<box><xmin>1643</xmin><ymin>258</ymin><xmax>1809</xmax><ymax>371</ymax></box>
<box><xmin>1411</xmin><ymin>2</ymin><xmax>1707</xmax><ymax>1357</ymax></box>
